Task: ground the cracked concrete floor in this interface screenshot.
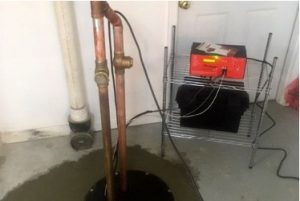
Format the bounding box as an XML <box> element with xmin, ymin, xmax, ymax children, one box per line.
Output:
<box><xmin>0</xmin><ymin>102</ymin><xmax>298</xmax><ymax>201</ymax></box>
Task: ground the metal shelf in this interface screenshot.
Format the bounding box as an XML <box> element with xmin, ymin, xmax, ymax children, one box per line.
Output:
<box><xmin>165</xmin><ymin>106</ymin><xmax>257</xmax><ymax>147</ymax></box>
<box><xmin>161</xmin><ymin>26</ymin><xmax>277</xmax><ymax>168</ymax></box>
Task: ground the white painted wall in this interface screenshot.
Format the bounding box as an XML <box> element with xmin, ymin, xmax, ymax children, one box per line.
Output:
<box><xmin>0</xmin><ymin>2</ymin><xmax>170</xmax><ymax>142</ymax></box>
<box><xmin>0</xmin><ymin>2</ymin><xmax>69</xmax><ymax>132</ymax></box>
<box><xmin>74</xmin><ymin>1</ymin><xmax>169</xmax><ymax>130</ymax></box>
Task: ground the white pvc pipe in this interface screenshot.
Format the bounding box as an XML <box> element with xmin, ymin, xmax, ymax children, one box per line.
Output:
<box><xmin>54</xmin><ymin>2</ymin><xmax>89</xmax><ymax>123</ymax></box>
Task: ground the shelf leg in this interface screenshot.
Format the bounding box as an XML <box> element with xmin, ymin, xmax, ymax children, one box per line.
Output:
<box><xmin>161</xmin><ymin>46</ymin><xmax>168</xmax><ymax>157</ymax></box>
<box><xmin>248</xmin><ymin>57</ymin><xmax>277</xmax><ymax>168</ymax></box>
<box><xmin>168</xmin><ymin>25</ymin><xmax>176</xmax><ymax>113</ymax></box>
<box><xmin>248</xmin><ymin>33</ymin><xmax>272</xmax><ymax>138</ymax></box>
<box><xmin>248</xmin><ymin>143</ymin><xmax>257</xmax><ymax>168</ymax></box>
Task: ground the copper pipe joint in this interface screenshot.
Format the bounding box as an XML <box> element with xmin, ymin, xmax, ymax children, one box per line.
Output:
<box><xmin>113</xmin><ymin>53</ymin><xmax>133</xmax><ymax>71</ymax></box>
<box><xmin>95</xmin><ymin>60</ymin><xmax>109</xmax><ymax>86</ymax></box>
<box><xmin>91</xmin><ymin>1</ymin><xmax>122</xmax><ymax>27</ymax></box>
<box><xmin>91</xmin><ymin>1</ymin><xmax>105</xmax><ymax>18</ymax></box>
<box><xmin>104</xmin><ymin>5</ymin><xmax>122</xmax><ymax>27</ymax></box>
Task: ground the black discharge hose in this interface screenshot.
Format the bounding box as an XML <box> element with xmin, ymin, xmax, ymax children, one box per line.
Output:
<box><xmin>114</xmin><ymin>10</ymin><xmax>205</xmax><ymax>201</ymax></box>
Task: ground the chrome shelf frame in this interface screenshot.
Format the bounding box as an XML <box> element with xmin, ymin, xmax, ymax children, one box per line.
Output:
<box><xmin>161</xmin><ymin>26</ymin><xmax>277</xmax><ymax>168</ymax></box>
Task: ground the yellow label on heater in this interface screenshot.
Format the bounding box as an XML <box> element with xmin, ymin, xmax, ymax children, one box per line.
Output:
<box><xmin>203</xmin><ymin>58</ymin><xmax>216</xmax><ymax>63</ymax></box>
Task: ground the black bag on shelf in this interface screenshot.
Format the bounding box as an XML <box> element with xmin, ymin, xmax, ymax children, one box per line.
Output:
<box><xmin>175</xmin><ymin>85</ymin><xmax>249</xmax><ymax>133</ymax></box>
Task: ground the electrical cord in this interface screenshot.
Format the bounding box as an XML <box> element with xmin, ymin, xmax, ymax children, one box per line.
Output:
<box><xmin>255</xmin><ymin>103</ymin><xmax>276</xmax><ymax>137</ymax></box>
<box><xmin>185</xmin><ymin>76</ymin><xmax>217</xmax><ymax>106</ymax></box>
<box><xmin>183</xmin><ymin>87</ymin><xmax>216</xmax><ymax>116</ymax></box>
<box><xmin>248</xmin><ymin>59</ymin><xmax>298</xmax><ymax>181</ymax></box>
<box><xmin>247</xmin><ymin>57</ymin><xmax>273</xmax><ymax>69</ymax></box>
<box><xmin>126</xmin><ymin>110</ymin><xmax>160</xmax><ymax>128</ymax></box>
<box><xmin>246</xmin><ymin>56</ymin><xmax>274</xmax><ymax>137</ymax></box>
<box><xmin>167</xmin><ymin>73</ymin><xmax>225</xmax><ymax>119</ymax></box>
<box><xmin>115</xmin><ymin>10</ymin><xmax>204</xmax><ymax>200</ymax></box>
<box><xmin>108</xmin><ymin>21</ymin><xmax>120</xmax><ymax>174</ymax></box>
<box><xmin>257</xmin><ymin>147</ymin><xmax>299</xmax><ymax>180</ymax></box>
<box><xmin>108</xmin><ymin>22</ymin><xmax>117</xmax><ymax>107</ymax></box>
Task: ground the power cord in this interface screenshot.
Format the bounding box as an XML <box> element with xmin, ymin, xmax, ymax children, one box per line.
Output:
<box><xmin>248</xmin><ymin>58</ymin><xmax>299</xmax><ymax>181</ymax></box>
<box><xmin>257</xmin><ymin>147</ymin><xmax>298</xmax><ymax>180</ymax></box>
<box><xmin>254</xmin><ymin>102</ymin><xmax>298</xmax><ymax>180</ymax></box>
<box><xmin>168</xmin><ymin>73</ymin><xmax>225</xmax><ymax>119</ymax></box>
<box><xmin>115</xmin><ymin>10</ymin><xmax>204</xmax><ymax>201</ymax></box>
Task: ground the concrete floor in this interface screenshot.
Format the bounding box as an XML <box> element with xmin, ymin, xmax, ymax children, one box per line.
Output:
<box><xmin>0</xmin><ymin>101</ymin><xmax>298</xmax><ymax>201</ymax></box>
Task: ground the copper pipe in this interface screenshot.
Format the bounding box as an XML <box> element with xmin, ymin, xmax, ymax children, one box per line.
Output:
<box><xmin>115</xmin><ymin>69</ymin><xmax>127</xmax><ymax>192</ymax></box>
<box><xmin>101</xmin><ymin>2</ymin><xmax>128</xmax><ymax>193</ymax></box>
<box><xmin>98</xmin><ymin>86</ymin><xmax>115</xmax><ymax>201</ymax></box>
<box><xmin>92</xmin><ymin>18</ymin><xmax>106</xmax><ymax>62</ymax></box>
<box><xmin>91</xmin><ymin>2</ymin><xmax>115</xmax><ymax>201</ymax></box>
<box><xmin>91</xmin><ymin>0</ymin><xmax>133</xmax><ymax>194</ymax></box>
<box><xmin>93</xmin><ymin>1</ymin><xmax>132</xmax><ymax>193</ymax></box>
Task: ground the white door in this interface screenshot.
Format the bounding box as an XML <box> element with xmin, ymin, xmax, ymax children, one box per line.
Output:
<box><xmin>175</xmin><ymin>1</ymin><xmax>298</xmax><ymax>99</ymax></box>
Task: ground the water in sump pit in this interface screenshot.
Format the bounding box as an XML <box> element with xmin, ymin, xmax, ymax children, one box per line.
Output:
<box><xmin>2</xmin><ymin>145</ymin><xmax>200</xmax><ymax>201</ymax></box>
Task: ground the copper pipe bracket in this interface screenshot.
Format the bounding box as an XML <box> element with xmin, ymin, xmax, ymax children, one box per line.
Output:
<box><xmin>113</xmin><ymin>53</ymin><xmax>133</xmax><ymax>71</ymax></box>
<box><xmin>95</xmin><ymin>60</ymin><xmax>109</xmax><ymax>86</ymax></box>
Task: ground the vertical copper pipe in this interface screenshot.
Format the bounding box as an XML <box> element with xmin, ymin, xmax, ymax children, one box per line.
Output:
<box><xmin>92</xmin><ymin>18</ymin><xmax>106</xmax><ymax>62</ymax></box>
<box><xmin>91</xmin><ymin>1</ymin><xmax>132</xmax><ymax>194</ymax></box>
<box><xmin>115</xmin><ymin>69</ymin><xmax>127</xmax><ymax>192</ymax></box>
<box><xmin>91</xmin><ymin>2</ymin><xmax>115</xmax><ymax>201</ymax></box>
<box><xmin>101</xmin><ymin>2</ymin><xmax>130</xmax><ymax>193</ymax></box>
<box><xmin>98</xmin><ymin>86</ymin><xmax>115</xmax><ymax>201</ymax></box>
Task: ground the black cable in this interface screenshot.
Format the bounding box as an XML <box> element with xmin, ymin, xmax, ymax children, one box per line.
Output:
<box><xmin>186</xmin><ymin>77</ymin><xmax>216</xmax><ymax>105</ymax></box>
<box><xmin>107</xmin><ymin>22</ymin><xmax>120</xmax><ymax>173</ymax></box>
<box><xmin>253</xmin><ymin>77</ymin><xmax>298</xmax><ymax>180</ymax></box>
<box><xmin>115</xmin><ymin>10</ymin><xmax>204</xmax><ymax>200</ymax></box>
<box><xmin>246</xmin><ymin>57</ymin><xmax>273</xmax><ymax>69</ymax></box>
<box><xmin>253</xmin><ymin>103</ymin><xmax>298</xmax><ymax>180</ymax></box>
<box><xmin>255</xmin><ymin>103</ymin><xmax>276</xmax><ymax>137</ymax></box>
<box><xmin>126</xmin><ymin>110</ymin><xmax>160</xmax><ymax>128</ymax></box>
<box><xmin>257</xmin><ymin>147</ymin><xmax>299</xmax><ymax>181</ymax></box>
<box><xmin>108</xmin><ymin>22</ymin><xmax>117</xmax><ymax>109</ymax></box>
<box><xmin>246</xmin><ymin>56</ymin><xmax>275</xmax><ymax>137</ymax></box>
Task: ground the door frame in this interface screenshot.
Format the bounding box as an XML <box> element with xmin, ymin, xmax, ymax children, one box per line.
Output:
<box><xmin>276</xmin><ymin>7</ymin><xmax>299</xmax><ymax>105</ymax></box>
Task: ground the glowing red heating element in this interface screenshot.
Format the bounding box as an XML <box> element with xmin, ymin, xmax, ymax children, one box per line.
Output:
<box><xmin>190</xmin><ymin>43</ymin><xmax>247</xmax><ymax>79</ymax></box>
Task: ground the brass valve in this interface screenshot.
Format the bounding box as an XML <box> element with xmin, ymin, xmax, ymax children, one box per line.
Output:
<box><xmin>95</xmin><ymin>60</ymin><xmax>109</xmax><ymax>86</ymax></box>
